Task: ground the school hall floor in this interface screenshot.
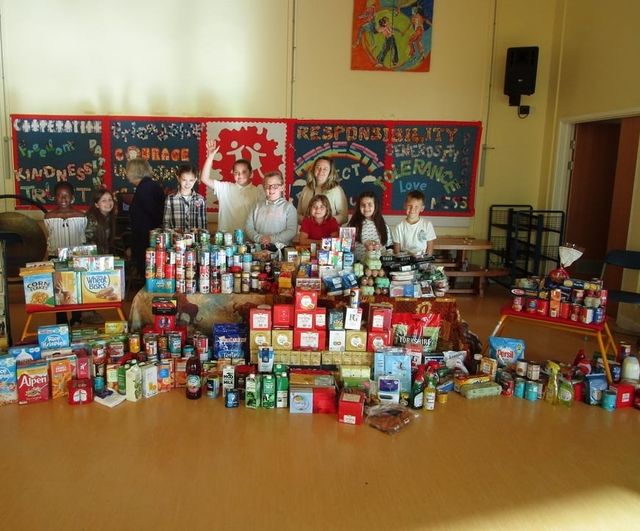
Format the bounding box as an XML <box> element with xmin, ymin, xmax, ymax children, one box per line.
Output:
<box><xmin>1</xmin><ymin>282</ymin><xmax>639</xmax><ymax>531</ymax></box>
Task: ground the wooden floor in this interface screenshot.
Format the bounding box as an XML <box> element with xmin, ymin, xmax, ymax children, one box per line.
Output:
<box><xmin>1</xmin><ymin>283</ymin><xmax>640</xmax><ymax>530</ymax></box>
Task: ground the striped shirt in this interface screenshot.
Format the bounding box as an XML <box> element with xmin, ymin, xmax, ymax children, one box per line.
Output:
<box><xmin>44</xmin><ymin>216</ymin><xmax>87</xmax><ymax>256</ymax></box>
<box><xmin>163</xmin><ymin>192</ymin><xmax>207</xmax><ymax>231</ymax></box>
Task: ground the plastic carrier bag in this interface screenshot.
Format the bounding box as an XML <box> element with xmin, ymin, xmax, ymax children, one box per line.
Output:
<box><xmin>365</xmin><ymin>404</ymin><xmax>419</xmax><ymax>435</ymax></box>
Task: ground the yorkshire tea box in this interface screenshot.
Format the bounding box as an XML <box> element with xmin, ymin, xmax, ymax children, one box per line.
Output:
<box><xmin>53</xmin><ymin>270</ymin><xmax>80</xmax><ymax>306</ymax></box>
<box><xmin>22</xmin><ymin>272</ymin><xmax>55</xmax><ymax>311</ymax></box>
<box><xmin>80</xmin><ymin>271</ymin><xmax>122</xmax><ymax>304</ymax></box>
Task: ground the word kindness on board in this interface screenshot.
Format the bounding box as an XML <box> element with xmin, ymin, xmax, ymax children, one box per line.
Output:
<box><xmin>11</xmin><ymin>115</ymin><xmax>481</xmax><ymax>216</ymax></box>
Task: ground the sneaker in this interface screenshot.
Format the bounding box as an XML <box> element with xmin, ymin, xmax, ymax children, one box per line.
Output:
<box><xmin>81</xmin><ymin>311</ymin><xmax>105</xmax><ymax>324</ymax></box>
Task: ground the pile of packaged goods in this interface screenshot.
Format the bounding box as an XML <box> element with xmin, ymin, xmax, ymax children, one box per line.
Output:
<box><xmin>510</xmin><ymin>276</ymin><xmax>607</xmax><ymax>325</ymax></box>
<box><xmin>20</xmin><ymin>246</ymin><xmax>124</xmax><ymax>311</ymax></box>
<box><xmin>144</xmin><ymin>227</ymin><xmax>447</xmax><ymax>300</ymax></box>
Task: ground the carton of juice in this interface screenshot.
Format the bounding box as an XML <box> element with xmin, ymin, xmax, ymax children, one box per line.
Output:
<box><xmin>141</xmin><ymin>364</ymin><xmax>158</xmax><ymax>398</ymax></box>
<box><xmin>17</xmin><ymin>360</ymin><xmax>50</xmax><ymax>404</ymax></box>
<box><xmin>157</xmin><ymin>360</ymin><xmax>174</xmax><ymax>392</ymax></box>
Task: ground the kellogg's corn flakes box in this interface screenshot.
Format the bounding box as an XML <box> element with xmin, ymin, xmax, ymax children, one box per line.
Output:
<box><xmin>22</xmin><ymin>272</ymin><xmax>55</xmax><ymax>311</ymax></box>
<box><xmin>80</xmin><ymin>271</ymin><xmax>122</xmax><ymax>304</ymax></box>
<box><xmin>0</xmin><ymin>354</ymin><xmax>18</xmax><ymax>406</ymax></box>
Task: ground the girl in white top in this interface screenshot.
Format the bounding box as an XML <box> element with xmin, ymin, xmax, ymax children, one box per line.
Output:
<box><xmin>200</xmin><ymin>139</ymin><xmax>264</xmax><ymax>232</ymax></box>
<box><xmin>296</xmin><ymin>157</ymin><xmax>349</xmax><ymax>225</ymax></box>
<box><xmin>347</xmin><ymin>191</ymin><xmax>392</xmax><ymax>261</ymax></box>
<box><xmin>44</xmin><ymin>181</ymin><xmax>87</xmax><ymax>325</ymax></box>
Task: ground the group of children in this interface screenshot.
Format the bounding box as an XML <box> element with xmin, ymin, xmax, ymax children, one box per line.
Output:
<box><xmin>43</xmin><ymin>151</ymin><xmax>436</xmax><ymax>324</ymax></box>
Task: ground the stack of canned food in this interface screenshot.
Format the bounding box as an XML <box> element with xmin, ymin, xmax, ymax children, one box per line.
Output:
<box><xmin>145</xmin><ymin>228</ymin><xmax>270</xmax><ymax>295</ymax></box>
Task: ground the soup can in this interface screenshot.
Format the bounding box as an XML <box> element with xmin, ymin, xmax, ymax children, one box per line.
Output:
<box><xmin>514</xmin><ymin>378</ymin><xmax>526</xmax><ymax>398</ymax></box>
<box><xmin>526</xmin><ymin>362</ymin><xmax>540</xmax><ymax>381</ymax></box>
<box><xmin>559</xmin><ymin>302</ymin><xmax>571</xmax><ymax>320</ymax></box>
<box><xmin>224</xmin><ymin>232</ymin><xmax>234</xmax><ymax>247</ymax></box>
<box><xmin>580</xmin><ymin>307</ymin><xmax>594</xmax><ymax>325</ymax></box>
<box><xmin>185</xmin><ymin>279</ymin><xmax>197</xmax><ymax>294</ymax></box>
<box><xmin>601</xmin><ymin>389</ymin><xmax>616</xmax><ymax>411</ymax></box>
<box><xmin>525</xmin><ymin>380</ymin><xmax>539</xmax><ymax>401</ymax></box>
<box><xmin>221</xmin><ymin>273</ymin><xmax>234</xmax><ymax>294</ymax></box>
<box><xmin>515</xmin><ymin>359</ymin><xmax>528</xmax><ymax>377</ymax></box>
<box><xmin>525</xmin><ymin>298</ymin><xmax>537</xmax><ymax>313</ymax></box>
<box><xmin>234</xmin><ymin>229</ymin><xmax>244</xmax><ymax>245</ymax></box>
<box><xmin>536</xmin><ymin>299</ymin><xmax>549</xmax><ymax>316</ymax></box>
<box><xmin>570</xmin><ymin>304</ymin><xmax>581</xmax><ymax>322</ymax></box>
<box><xmin>214</xmin><ymin>231</ymin><xmax>224</xmax><ymax>246</ymax></box>
<box><xmin>512</xmin><ymin>295</ymin><xmax>524</xmax><ymax>312</ymax></box>
<box><xmin>593</xmin><ymin>307</ymin><xmax>606</xmax><ymax>324</ymax></box>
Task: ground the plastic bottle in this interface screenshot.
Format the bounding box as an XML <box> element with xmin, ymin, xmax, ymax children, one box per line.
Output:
<box><xmin>544</xmin><ymin>361</ymin><xmax>559</xmax><ymax>405</ymax></box>
<box><xmin>621</xmin><ymin>355</ymin><xmax>640</xmax><ymax>382</ymax></box>
<box><xmin>423</xmin><ymin>369</ymin><xmax>436</xmax><ymax>411</ymax></box>
<box><xmin>411</xmin><ymin>365</ymin><xmax>425</xmax><ymax>409</ymax></box>
<box><xmin>186</xmin><ymin>355</ymin><xmax>202</xmax><ymax>399</ymax></box>
<box><xmin>557</xmin><ymin>376</ymin><xmax>574</xmax><ymax>407</ymax></box>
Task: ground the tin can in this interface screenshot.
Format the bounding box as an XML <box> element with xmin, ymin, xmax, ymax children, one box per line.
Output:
<box><xmin>350</xmin><ymin>288</ymin><xmax>361</xmax><ymax>308</ymax></box>
<box><xmin>199</xmin><ymin>276</ymin><xmax>210</xmax><ymax>294</ymax></box>
<box><xmin>199</xmin><ymin>264</ymin><xmax>210</xmax><ymax>278</ymax></box>
<box><xmin>501</xmin><ymin>375</ymin><xmax>514</xmax><ymax>397</ymax></box>
<box><xmin>145</xmin><ymin>248</ymin><xmax>156</xmax><ymax>269</ymax></box>
<box><xmin>593</xmin><ymin>307</ymin><xmax>606</xmax><ymax>324</ymax></box>
<box><xmin>597</xmin><ymin>289</ymin><xmax>608</xmax><ymax>307</ymax></box>
<box><xmin>241</xmin><ymin>273</ymin><xmax>250</xmax><ymax>293</ymax></box>
<box><xmin>601</xmin><ymin>389</ymin><xmax>616</xmax><ymax>411</ymax></box>
<box><xmin>525</xmin><ymin>298</ymin><xmax>537</xmax><ymax>313</ymax></box>
<box><xmin>609</xmin><ymin>361</ymin><xmax>621</xmax><ymax>383</ymax></box>
<box><xmin>164</xmin><ymin>263</ymin><xmax>175</xmax><ymax>279</ymax></box>
<box><xmin>570</xmin><ymin>304</ymin><xmax>581</xmax><ymax>322</ymax></box>
<box><xmin>145</xmin><ymin>338</ymin><xmax>158</xmax><ymax>357</ymax></box>
<box><xmin>251</xmin><ymin>272</ymin><xmax>260</xmax><ymax>292</ymax></box>
<box><xmin>234</xmin><ymin>229</ymin><xmax>244</xmax><ymax>245</ymax></box>
<box><xmin>233</xmin><ymin>273</ymin><xmax>242</xmax><ymax>294</ymax></box>
<box><xmin>224</xmin><ymin>232</ymin><xmax>234</xmax><ymax>247</ymax></box>
<box><xmin>211</xmin><ymin>274</ymin><xmax>221</xmax><ymax>294</ymax></box>
<box><xmin>221</xmin><ymin>273</ymin><xmax>234</xmax><ymax>294</ymax></box>
<box><xmin>168</xmin><ymin>333</ymin><xmax>182</xmax><ymax>355</ymax></box>
<box><xmin>536</xmin><ymin>299</ymin><xmax>549</xmax><ymax>316</ymax></box>
<box><xmin>199</xmin><ymin>250</ymin><xmax>211</xmax><ymax>266</ymax></box>
<box><xmin>175</xmin><ymin>265</ymin><xmax>185</xmax><ymax>281</ymax></box>
<box><xmin>437</xmin><ymin>391</ymin><xmax>448</xmax><ymax>404</ymax></box>
<box><xmin>185</xmin><ymin>279</ymin><xmax>197</xmax><ymax>294</ymax></box>
<box><xmin>232</xmin><ymin>254</ymin><xmax>242</xmax><ymax>268</ymax></box>
<box><xmin>514</xmin><ymin>378</ymin><xmax>525</xmax><ymax>398</ymax></box>
<box><xmin>580</xmin><ymin>307</ymin><xmax>594</xmax><ymax>324</ymax></box>
<box><xmin>199</xmin><ymin>230</ymin><xmax>210</xmax><ymax>247</ymax></box>
<box><xmin>176</xmin><ymin>279</ymin><xmax>186</xmax><ymax>293</ymax></box>
<box><xmin>525</xmin><ymin>380</ymin><xmax>538</xmax><ymax>401</ymax></box>
<box><xmin>148</xmin><ymin>229</ymin><xmax>159</xmax><ymax>248</ymax></box>
<box><xmin>512</xmin><ymin>295</ymin><xmax>524</xmax><ymax>312</ymax></box>
<box><xmin>619</xmin><ymin>341</ymin><xmax>631</xmax><ymax>360</ymax></box>
<box><xmin>526</xmin><ymin>362</ymin><xmax>540</xmax><ymax>381</ymax></box>
<box><xmin>94</xmin><ymin>376</ymin><xmax>105</xmax><ymax>394</ymax></box>
<box><xmin>185</xmin><ymin>250</ymin><xmax>196</xmax><ymax>267</ymax></box>
<box><xmin>559</xmin><ymin>302</ymin><xmax>571</xmax><ymax>320</ymax></box>
<box><xmin>206</xmin><ymin>376</ymin><xmax>220</xmax><ymax>398</ymax></box>
<box><xmin>214</xmin><ymin>231</ymin><xmax>224</xmax><ymax>246</ymax></box>
<box><xmin>156</xmin><ymin>335</ymin><xmax>167</xmax><ymax>352</ymax></box>
<box><xmin>515</xmin><ymin>359</ymin><xmax>528</xmax><ymax>377</ymax></box>
<box><xmin>185</xmin><ymin>267</ymin><xmax>196</xmax><ymax>280</ymax></box>
<box><xmin>128</xmin><ymin>333</ymin><xmax>140</xmax><ymax>354</ymax></box>
<box><xmin>175</xmin><ymin>238</ymin><xmax>187</xmax><ymax>253</ymax></box>
<box><xmin>225</xmin><ymin>388</ymin><xmax>239</xmax><ymax>408</ymax></box>
<box><xmin>571</xmin><ymin>288</ymin><xmax>585</xmax><ymax>304</ymax></box>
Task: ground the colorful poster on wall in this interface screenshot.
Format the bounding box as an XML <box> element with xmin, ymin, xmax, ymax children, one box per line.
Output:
<box><xmin>109</xmin><ymin>118</ymin><xmax>204</xmax><ymax>194</ymax></box>
<box><xmin>351</xmin><ymin>0</ymin><xmax>433</xmax><ymax>72</ymax></box>
<box><xmin>11</xmin><ymin>115</ymin><xmax>108</xmax><ymax>206</ymax></box>
<box><xmin>291</xmin><ymin>122</ymin><xmax>387</xmax><ymax>212</ymax></box>
<box><xmin>204</xmin><ymin>120</ymin><xmax>288</xmax><ymax>210</ymax></box>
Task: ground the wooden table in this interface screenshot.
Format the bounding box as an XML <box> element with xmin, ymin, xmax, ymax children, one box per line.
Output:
<box><xmin>484</xmin><ymin>304</ymin><xmax>617</xmax><ymax>383</ymax></box>
<box><xmin>433</xmin><ymin>237</ymin><xmax>508</xmax><ymax>296</ymax></box>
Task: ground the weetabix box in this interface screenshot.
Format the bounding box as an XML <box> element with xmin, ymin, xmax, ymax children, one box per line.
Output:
<box><xmin>80</xmin><ymin>271</ymin><xmax>122</xmax><ymax>304</ymax></box>
<box><xmin>53</xmin><ymin>270</ymin><xmax>80</xmax><ymax>306</ymax></box>
<box><xmin>22</xmin><ymin>272</ymin><xmax>55</xmax><ymax>311</ymax></box>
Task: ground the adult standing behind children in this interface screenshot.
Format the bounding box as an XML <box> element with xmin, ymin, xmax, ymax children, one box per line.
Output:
<box><xmin>392</xmin><ymin>190</ymin><xmax>436</xmax><ymax>255</ymax></box>
<box><xmin>245</xmin><ymin>171</ymin><xmax>297</xmax><ymax>248</ymax></box>
<box><xmin>126</xmin><ymin>158</ymin><xmax>165</xmax><ymax>276</ymax></box>
<box><xmin>44</xmin><ymin>181</ymin><xmax>86</xmax><ymax>325</ymax></box>
<box><xmin>200</xmin><ymin>139</ymin><xmax>264</xmax><ymax>233</ymax></box>
<box><xmin>296</xmin><ymin>157</ymin><xmax>349</xmax><ymax>225</ymax></box>
<box><xmin>85</xmin><ymin>188</ymin><xmax>117</xmax><ymax>254</ymax></box>
<box><xmin>163</xmin><ymin>164</ymin><xmax>206</xmax><ymax>231</ymax></box>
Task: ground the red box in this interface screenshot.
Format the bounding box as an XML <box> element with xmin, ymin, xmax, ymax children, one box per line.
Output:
<box><xmin>368</xmin><ymin>305</ymin><xmax>393</xmax><ymax>332</ymax></box>
<box><xmin>338</xmin><ymin>391</ymin><xmax>365</xmax><ymax>424</ymax></box>
<box><xmin>314</xmin><ymin>308</ymin><xmax>327</xmax><ymax>330</ymax></box>
<box><xmin>68</xmin><ymin>379</ymin><xmax>94</xmax><ymax>405</ymax></box>
<box><xmin>313</xmin><ymin>386</ymin><xmax>337</xmax><ymax>414</ymax></box>
<box><xmin>76</xmin><ymin>355</ymin><xmax>92</xmax><ymax>380</ymax></box>
<box><xmin>272</xmin><ymin>304</ymin><xmax>295</xmax><ymax>329</ymax></box>
<box><xmin>17</xmin><ymin>360</ymin><xmax>49</xmax><ymax>405</ymax></box>
<box><xmin>295</xmin><ymin>290</ymin><xmax>318</xmax><ymax>311</ymax></box>
<box><xmin>249</xmin><ymin>307</ymin><xmax>272</xmax><ymax>330</ymax></box>
<box><xmin>154</xmin><ymin>314</ymin><xmax>176</xmax><ymax>331</ymax></box>
<box><xmin>295</xmin><ymin>311</ymin><xmax>315</xmax><ymax>330</ymax></box>
<box><xmin>367</xmin><ymin>330</ymin><xmax>392</xmax><ymax>353</ymax></box>
<box><xmin>611</xmin><ymin>383</ymin><xmax>635</xmax><ymax>408</ymax></box>
<box><xmin>294</xmin><ymin>330</ymin><xmax>326</xmax><ymax>351</ymax></box>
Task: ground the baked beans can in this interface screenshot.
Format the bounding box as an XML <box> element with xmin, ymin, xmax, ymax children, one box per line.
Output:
<box><xmin>515</xmin><ymin>359</ymin><xmax>528</xmax><ymax>377</ymax></box>
<box><xmin>559</xmin><ymin>302</ymin><xmax>571</xmax><ymax>320</ymax></box>
<box><xmin>526</xmin><ymin>362</ymin><xmax>540</xmax><ymax>381</ymax></box>
<box><xmin>536</xmin><ymin>299</ymin><xmax>549</xmax><ymax>316</ymax></box>
<box><xmin>525</xmin><ymin>298</ymin><xmax>537</xmax><ymax>313</ymax></box>
<box><xmin>580</xmin><ymin>307</ymin><xmax>594</xmax><ymax>324</ymax></box>
<box><xmin>206</xmin><ymin>376</ymin><xmax>220</xmax><ymax>398</ymax></box>
<box><xmin>512</xmin><ymin>295</ymin><xmax>524</xmax><ymax>312</ymax></box>
<box><xmin>185</xmin><ymin>279</ymin><xmax>197</xmax><ymax>294</ymax></box>
<box><xmin>570</xmin><ymin>304</ymin><xmax>581</xmax><ymax>322</ymax></box>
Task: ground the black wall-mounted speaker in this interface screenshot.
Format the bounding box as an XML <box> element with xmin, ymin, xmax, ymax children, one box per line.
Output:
<box><xmin>504</xmin><ymin>46</ymin><xmax>539</xmax><ymax>96</ymax></box>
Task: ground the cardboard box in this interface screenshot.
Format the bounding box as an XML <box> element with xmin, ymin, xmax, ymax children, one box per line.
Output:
<box><xmin>53</xmin><ymin>270</ymin><xmax>80</xmax><ymax>306</ymax></box>
<box><xmin>8</xmin><ymin>345</ymin><xmax>41</xmax><ymax>362</ymax></box>
<box><xmin>295</xmin><ymin>311</ymin><xmax>315</xmax><ymax>330</ymax></box>
<box><xmin>345</xmin><ymin>330</ymin><xmax>367</xmax><ymax>352</ymax></box>
<box><xmin>328</xmin><ymin>330</ymin><xmax>346</xmax><ymax>352</ymax></box>
<box><xmin>611</xmin><ymin>383</ymin><xmax>635</xmax><ymax>408</ymax></box>
<box><xmin>67</xmin><ymin>379</ymin><xmax>93</xmax><ymax>405</ymax></box>
<box><xmin>272</xmin><ymin>304</ymin><xmax>294</xmax><ymax>329</ymax></box>
<box><xmin>125</xmin><ymin>364</ymin><xmax>142</xmax><ymax>401</ymax></box>
<box><xmin>314</xmin><ymin>308</ymin><xmax>327</xmax><ymax>329</ymax></box>
<box><xmin>378</xmin><ymin>376</ymin><xmax>401</xmax><ymax>404</ymax></box>
<box><xmin>295</xmin><ymin>290</ymin><xmax>318</xmax><ymax>311</ymax></box>
<box><xmin>338</xmin><ymin>391</ymin><xmax>366</xmax><ymax>425</ymax></box>
<box><xmin>373</xmin><ymin>351</ymin><xmax>412</xmax><ymax>393</ymax></box>
<box><xmin>145</xmin><ymin>278</ymin><xmax>176</xmax><ymax>294</ymax></box>
<box><xmin>174</xmin><ymin>359</ymin><xmax>188</xmax><ymax>388</ymax></box>
<box><xmin>249</xmin><ymin>307</ymin><xmax>272</xmax><ymax>330</ymax></box>
<box><xmin>367</xmin><ymin>330</ymin><xmax>392</xmax><ymax>353</ymax></box>
<box><xmin>80</xmin><ymin>271</ymin><xmax>122</xmax><ymax>304</ymax></box>
<box><xmin>157</xmin><ymin>360</ymin><xmax>174</xmax><ymax>392</ymax></box>
<box><xmin>289</xmin><ymin>387</ymin><xmax>313</xmax><ymax>413</ymax></box>
<box><xmin>37</xmin><ymin>324</ymin><xmax>70</xmax><ymax>350</ymax></box>
<box><xmin>22</xmin><ymin>272</ymin><xmax>55</xmax><ymax>311</ymax></box>
<box><xmin>293</xmin><ymin>330</ymin><xmax>326</xmax><ymax>351</ymax></box>
<box><xmin>249</xmin><ymin>330</ymin><xmax>272</xmax><ymax>353</ymax></box>
<box><xmin>142</xmin><ymin>364</ymin><xmax>159</xmax><ymax>398</ymax></box>
<box><xmin>17</xmin><ymin>360</ymin><xmax>49</xmax><ymax>404</ymax></box>
<box><xmin>344</xmin><ymin>308</ymin><xmax>363</xmax><ymax>330</ymax></box>
<box><xmin>328</xmin><ymin>309</ymin><xmax>344</xmax><ymax>330</ymax></box>
<box><xmin>245</xmin><ymin>373</ymin><xmax>262</xmax><ymax>408</ymax></box>
<box><xmin>48</xmin><ymin>355</ymin><xmax>77</xmax><ymax>399</ymax></box>
<box><xmin>368</xmin><ymin>305</ymin><xmax>393</xmax><ymax>332</ymax></box>
<box><xmin>272</xmin><ymin>329</ymin><xmax>293</xmax><ymax>351</ymax></box>
<box><xmin>0</xmin><ymin>354</ymin><xmax>18</xmax><ymax>406</ymax></box>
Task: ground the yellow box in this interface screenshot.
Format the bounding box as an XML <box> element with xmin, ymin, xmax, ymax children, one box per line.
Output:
<box><xmin>342</xmin><ymin>352</ymin><xmax>353</xmax><ymax>365</ymax></box>
<box><xmin>300</xmin><ymin>351</ymin><xmax>311</xmax><ymax>366</ymax></box>
<box><xmin>345</xmin><ymin>331</ymin><xmax>367</xmax><ymax>352</ymax></box>
<box><xmin>249</xmin><ymin>330</ymin><xmax>272</xmax><ymax>353</ymax></box>
<box><xmin>272</xmin><ymin>330</ymin><xmax>293</xmax><ymax>351</ymax></box>
<box><xmin>80</xmin><ymin>271</ymin><xmax>122</xmax><ymax>304</ymax></box>
<box><xmin>310</xmin><ymin>352</ymin><xmax>322</xmax><ymax>366</ymax></box>
<box><xmin>289</xmin><ymin>351</ymin><xmax>301</xmax><ymax>365</ymax></box>
<box><xmin>53</xmin><ymin>270</ymin><xmax>80</xmax><ymax>305</ymax></box>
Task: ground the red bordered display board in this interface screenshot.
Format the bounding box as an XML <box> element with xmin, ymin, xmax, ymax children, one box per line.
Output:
<box><xmin>10</xmin><ymin>115</ymin><xmax>481</xmax><ymax>217</ymax></box>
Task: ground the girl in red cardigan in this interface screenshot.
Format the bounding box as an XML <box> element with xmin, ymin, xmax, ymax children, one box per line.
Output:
<box><xmin>298</xmin><ymin>194</ymin><xmax>340</xmax><ymax>245</ymax></box>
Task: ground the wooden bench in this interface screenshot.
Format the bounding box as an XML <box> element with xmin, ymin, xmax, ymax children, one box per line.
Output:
<box><xmin>446</xmin><ymin>265</ymin><xmax>509</xmax><ymax>297</ymax></box>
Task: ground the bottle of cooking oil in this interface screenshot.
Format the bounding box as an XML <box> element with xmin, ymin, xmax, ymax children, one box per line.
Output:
<box><xmin>544</xmin><ymin>361</ymin><xmax>560</xmax><ymax>405</ymax></box>
<box><xmin>423</xmin><ymin>369</ymin><xmax>436</xmax><ymax>411</ymax></box>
